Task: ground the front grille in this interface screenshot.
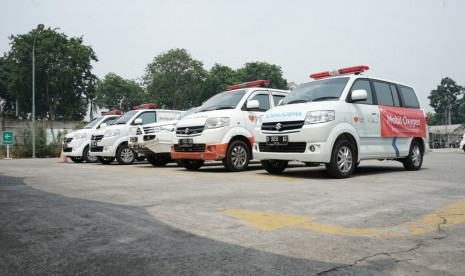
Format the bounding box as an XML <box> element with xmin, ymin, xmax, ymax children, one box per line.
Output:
<box><xmin>143</xmin><ymin>126</ymin><xmax>156</xmax><ymax>134</ymax></box>
<box><xmin>176</xmin><ymin>126</ymin><xmax>204</xmax><ymax>136</ymax></box>
<box><xmin>91</xmin><ymin>135</ymin><xmax>104</xmax><ymax>142</ymax></box>
<box><xmin>174</xmin><ymin>144</ymin><xmax>206</xmax><ymax>152</ymax></box>
<box><xmin>261</xmin><ymin>121</ymin><xmax>305</xmax><ymax>132</ymax></box>
<box><xmin>90</xmin><ymin>146</ymin><xmax>104</xmax><ymax>152</ymax></box>
<box><xmin>258</xmin><ymin>142</ymin><xmax>307</xmax><ymax>153</ymax></box>
<box><xmin>63</xmin><ymin>137</ymin><xmax>73</xmax><ymax>143</ymax></box>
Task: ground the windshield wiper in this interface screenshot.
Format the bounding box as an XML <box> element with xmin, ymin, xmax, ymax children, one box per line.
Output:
<box><xmin>197</xmin><ymin>105</ymin><xmax>234</xmax><ymax>112</ymax></box>
<box><xmin>311</xmin><ymin>96</ymin><xmax>339</xmax><ymax>102</ymax></box>
<box><xmin>284</xmin><ymin>99</ymin><xmax>309</xmax><ymax>105</ymax></box>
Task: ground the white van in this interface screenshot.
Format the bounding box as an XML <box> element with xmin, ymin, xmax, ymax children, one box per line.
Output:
<box><xmin>128</xmin><ymin>107</ymin><xmax>197</xmax><ymax>166</ymax></box>
<box><xmin>253</xmin><ymin>65</ymin><xmax>429</xmax><ymax>178</ymax></box>
<box><xmin>171</xmin><ymin>80</ymin><xmax>289</xmax><ymax>171</ymax></box>
<box><xmin>62</xmin><ymin>114</ymin><xmax>119</xmax><ymax>163</ymax></box>
<box><xmin>90</xmin><ymin>103</ymin><xmax>182</xmax><ymax>165</ymax></box>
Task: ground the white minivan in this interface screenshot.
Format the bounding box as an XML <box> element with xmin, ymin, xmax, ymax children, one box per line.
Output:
<box><xmin>253</xmin><ymin>65</ymin><xmax>429</xmax><ymax>178</ymax></box>
<box><xmin>171</xmin><ymin>80</ymin><xmax>289</xmax><ymax>171</ymax></box>
<box><xmin>62</xmin><ymin>114</ymin><xmax>119</xmax><ymax>163</ymax></box>
<box><xmin>128</xmin><ymin>108</ymin><xmax>197</xmax><ymax>166</ymax></box>
<box><xmin>90</xmin><ymin>103</ymin><xmax>182</xmax><ymax>165</ymax></box>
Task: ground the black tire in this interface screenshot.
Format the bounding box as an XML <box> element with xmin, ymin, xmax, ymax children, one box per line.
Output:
<box><xmin>402</xmin><ymin>140</ymin><xmax>423</xmax><ymax>171</ymax></box>
<box><xmin>83</xmin><ymin>146</ymin><xmax>98</xmax><ymax>163</ymax></box>
<box><xmin>116</xmin><ymin>145</ymin><xmax>136</xmax><ymax>165</ymax></box>
<box><xmin>325</xmin><ymin>139</ymin><xmax>356</xmax><ymax>178</ymax></box>
<box><xmin>223</xmin><ymin>140</ymin><xmax>251</xmax><ymax>172</ymax></box>
<box><xmin>147</xmin><ymin>154</ymin><xmax>170</xmax><ymax>167</ymax></box>
<box><xmin>70</xmin><ymin>156</ymin><xmax>84</xmax><ymax>163</ymax></box>
<box><xmin>98</xmin><ymin>156</ymin><xmax>115</xmax><ymax>165</ymax></box>
<box><xmin>177</xmin><ymin>159</ymin><xmax>204</xmax><ymax>170</ymax></box>
<box><xmin>261</xmin><ymin>160</ymin><xmax>288</xmax><ymax>174</ymax></box>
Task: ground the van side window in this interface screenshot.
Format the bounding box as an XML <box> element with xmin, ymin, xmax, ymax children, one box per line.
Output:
<box><xmin>373</xmin><ymin>81</ymin><xmax>395</xmax><ymax>106</ymax></box>
<box><xmin>398</xmin><ymin>85</ymin><xmax>420</xmax><ymax>109</ymax></box>
<box><xmin>350</xmin><ymin>79</ymin><xmax>373</xmax><ymax>104</ymax></box>
<box><xmin>272</xmin><ymin>94</ymin><xmax>286</xmax><ymax>106</ymax></box>
<box><xmin>136</xmin><ymin>111</ymin><xmax>156</xmax><ymax>124</ymax></box>
<box><xmin>249</xmin><ymin>93</ymin><xmax>270</xmax><ymax>111</ymax></box>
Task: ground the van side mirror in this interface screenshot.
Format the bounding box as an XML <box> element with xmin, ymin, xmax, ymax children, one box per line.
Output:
<box><xmin>350</xmin><ymin>89</ymin><xmax>367</xmax><ymax>102</ymax></box>
<box><xmin>246</xmin><ymin>100</ymin><xmax>260</xmax><ymax>110</ymax></box>
<box><xmin>134</xmin><ymin>118</ymin><xmax>143</xmax><ymax>125</ymax></box>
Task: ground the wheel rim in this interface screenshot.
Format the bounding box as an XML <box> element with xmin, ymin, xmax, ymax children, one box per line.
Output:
<box><xmin>337</xmin><ymin>146</ymin><xmax>353</xmax><ymax>173</ymax></box>
<box><xmin>411</xmin><ymin>145</ymin><xmax>421</xmax><ymax>166</ymax></box>
<box><xmin>231</xmin><ymin>145</ymin><xmax>247</xmax><ymax>168</ymax></box>
<box><xmin>120</xmin><ymin>148</ymin><xmax>134</xmax><ymax>163</ymax></box>
<box><xmin>87</xmin><ymin>151</ymin><xmax>97</xmax><ymax>162</ymax></box>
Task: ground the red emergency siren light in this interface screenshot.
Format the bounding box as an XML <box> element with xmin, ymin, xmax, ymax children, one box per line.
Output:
<box><xmin>310</xmin><ymin>65</ymin><xmax>369</xmax><ymax>79</ymax></box>
<box><xmin>133</xmin><ymin>103</ymin><xmax>157</xmax><ymax>110</ymax></box>
<box><xmin>226</xmin><ymin>80</ymin><xmax>270</xmax><ymax>91</ymax></box>
<box><xmin>102</xmin><ymin>109</ymin><xmax>123</xmax><ymax>115</ymax></box>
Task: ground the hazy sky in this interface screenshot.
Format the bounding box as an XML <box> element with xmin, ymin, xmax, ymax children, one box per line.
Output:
<box><xmin>1</xmin><ymin>0</ymin><xmax>464</xmax><ymax>112</ymax></box>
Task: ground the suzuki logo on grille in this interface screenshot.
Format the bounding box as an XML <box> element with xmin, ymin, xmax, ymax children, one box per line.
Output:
<box><xmin>184</xmin><ymin>128</ymin><xmax>190</xmax><ymax>134</ymax></box>
<box><xmin>275</xmin><ymin>123</ymin><xmax>282</xmax><ymax>131</ymax></box>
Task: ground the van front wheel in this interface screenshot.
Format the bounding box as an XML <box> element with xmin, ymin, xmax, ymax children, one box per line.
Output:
<box><xmin>325</xmin><ymin>139</ymin><xmax>356</xmax><ymax>178</ymax></box>
<box><xmin>223</xmin><ymin>140</ymin><xmax>250</xmax><ymax>172</ymax></box>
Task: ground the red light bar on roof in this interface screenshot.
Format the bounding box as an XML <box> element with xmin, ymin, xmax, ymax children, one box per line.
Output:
<box><xmin>226</xmin><ymin>80</ymin><xmax>270</xmax><ymax>91</ymax></box>
<box><xmin>102</xmin><ymin>109</ymin><xmax>123</xmax><ymax>115</ymax></box>
<box><xmin>133</xmin><ymin>103</ymin><xmax>157</xmax><ymax>110</ymax></box>
<box><xmin>310</xmin><ymin>65</ymin><xmax>369</xmax><ymax>79</ymax></box>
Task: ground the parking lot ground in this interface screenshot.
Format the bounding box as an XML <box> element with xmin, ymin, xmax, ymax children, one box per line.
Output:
<box><xmin>1</xmin><ymin>148</ymin><xmax>465</xmax><ymax>275</ymax></box>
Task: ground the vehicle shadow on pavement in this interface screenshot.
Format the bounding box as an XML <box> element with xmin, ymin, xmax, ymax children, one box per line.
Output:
<box><xmin>0</xmin><ymin>173</ymin><xmax>398</xmax><ymax>276</ymax></box>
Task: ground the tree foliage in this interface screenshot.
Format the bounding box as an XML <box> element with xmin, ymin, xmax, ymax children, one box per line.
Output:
<box><xmin>95</xmin><ymin>73</ymin><xmax>146</xmax><ymax>111</ymax></box>
<box><xmin>200</xmin><ymin>63</ymin><xmax>240</xmax><ymax>104</ymax></box>
<box><xmin>237</xmin><ymin>62</ymin><xmax>288</xmax><ymax>90</ymax></box>
<box><xmin>3</xmin><ymin>27</ymin><xmax>98</xmax><ymax>120</ymax></box>
<box><xmin>428</xmin><ymin>77</ymin><xmax>464</xmax><ymax>124</ymax></box>
<box><xmin>144</xmin><ymin>48</ymin><xmax>206</xmax><ymax>110</ymax></box>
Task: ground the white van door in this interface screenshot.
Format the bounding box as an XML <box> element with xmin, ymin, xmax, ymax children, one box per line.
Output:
<box><xmin>243</xmin><ymin>90</ymin><xmax>271</xmax><ymax>135</ymax></box>
<box><xmin>348</xmin><ymin>79</ymin><xmax>383</xmax><ymax>157</ymax></box>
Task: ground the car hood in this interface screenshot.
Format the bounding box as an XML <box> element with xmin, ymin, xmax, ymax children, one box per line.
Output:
<box><xmin>176</xmin><ymin>110</ymin><xmax>234</xmax><ymax>127</ymax></box>
<box><xmin>262</xmin><ymin>102</ymin><xmax>333</xmax><ymax>123</ymax></box>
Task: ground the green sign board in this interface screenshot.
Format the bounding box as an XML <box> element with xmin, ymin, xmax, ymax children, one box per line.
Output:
<box><xmin>2</xmin><ymin>131</ymin><xmax>14</xmax><ymax>145</ymax></box>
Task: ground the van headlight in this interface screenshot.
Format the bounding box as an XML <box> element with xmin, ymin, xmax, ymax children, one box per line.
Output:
<box><xmin>305</xmin><ymin>110</ymin><xmax>335</xmax><ymax>124</ymax></box>
<box><xmin>104</xmin><ymin>129</ymin><xmax>120</xmax><ymax>137</ymax></box>
<box><xmin>73</xmin><ymin>133</ymin><xmax>87</xmax><ymax>140</ymax></box>
<box><xmin>205</xmin><ymin>117</ymin><xmax>230</xmax><ymax>129</ymax></box>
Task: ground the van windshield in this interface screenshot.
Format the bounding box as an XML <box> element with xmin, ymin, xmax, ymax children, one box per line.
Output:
<box><xmin>281</xmin><ymin>77</ymin><xmax>349</xmax><ymax>105</ymax></box>
<box><xmin>197</xmin><ymin>90</ymin><xmax>246</xmax><ymax>112</ymax></box>
<box><xmin>83</xmin><ymin>116</ymin><xmax>103</xmax><ymax>129</ymax></box>
<box><xmin>112</xmin><ymin>110</ymin><xmax>137</xmax><ymax>125</ymax></box>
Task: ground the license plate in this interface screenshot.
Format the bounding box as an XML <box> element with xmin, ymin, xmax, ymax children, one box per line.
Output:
<box><xmin>91</xmin><ymin>141</ymin><xmax>97</xmax><ymax>147</ymax></box>
<box><xmin>179</xmin><ymin>138</ymin><xmax>193</xmax><ymax>147</ymax></box>
<box><xmin>266</xmin><ymin>135</ymin><xmax>288</xmax><ymax>146</ymax></box>
<box><xmin>62</xmin><ymin>143</ymin><xmax>68</xmax><ymax>149</ymax></box>
<box><xmin>130</xmin><ymin>137</ymin><xmax>138</xmax><ymax>143</ymax></box>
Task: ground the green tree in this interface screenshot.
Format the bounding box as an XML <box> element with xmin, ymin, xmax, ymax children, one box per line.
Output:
<box><xmin>144</xmin><ymin>48</ymin><xmax>206</xmax><ymax>110</ymax></box>
<box><xmin>236</xmin><ymin>61</ymin><xmax>288</xmax><ymax>90</ymax></box>
<box><xmin>95</xmin><ymin>73</ymin><xmax>147</xmax><ymax>111</ymax></box>
<box><xmin>428</xmin><ymin>77</ymin><xmax>463</xmax><ymax>124</ymax></box>
<box><xmin>200</xmin><ymin>63</ymin><xmax>239</xmax><ymax>104</ymax></box>
<box><xmin>4</xmin><ymin>27</ymin><xmax>98</xmax><ymax>120</ymax></box>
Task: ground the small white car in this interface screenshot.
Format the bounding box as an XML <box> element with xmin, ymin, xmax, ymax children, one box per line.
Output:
<box><xmin>90</xmin><ymin>104</ymin><xmax>183</xmax><ymax>165</ymax></box>
<box><xmin>62</xmin><ymin>115</ymin><xmax>119</xmax><ymax>163</ymax></box>
<box><xmin>253</xmin><ymin>65</ymin><xmax>429</xmax><ymax>178</ymax></box>
<box><xmin>171</xmin><ymin>80</ymin><xmax>289</xmax><ymax>171</ymax></box>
